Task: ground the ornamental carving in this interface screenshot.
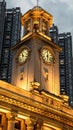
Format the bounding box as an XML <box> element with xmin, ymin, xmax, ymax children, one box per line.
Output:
<box><xmin>0</xmin><ymin>94</ymin><xmax>73</xmax><ymax>127</ymax></box>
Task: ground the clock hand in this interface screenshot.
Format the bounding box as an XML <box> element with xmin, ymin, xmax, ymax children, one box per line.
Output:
<box><xmin>47</xmin><ymin>51</ymin><xmax>49</xmax><ymax>60</ymax></box>
<box><xmin>22</xmin><ymin>53</ymin><xmax>24</xmax><ymax>57</ymax></box>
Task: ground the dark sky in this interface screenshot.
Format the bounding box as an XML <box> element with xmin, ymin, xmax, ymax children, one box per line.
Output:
<box><xmin>6</xmin><ymin>0</ymin><xmax>73</xmax><ymax>51</ymax></box>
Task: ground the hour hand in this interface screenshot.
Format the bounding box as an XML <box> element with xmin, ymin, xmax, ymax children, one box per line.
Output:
<box><xmin>22</xmin><ymin>53</ymin><xmax>24</xmax><ymax>57</ymax></box>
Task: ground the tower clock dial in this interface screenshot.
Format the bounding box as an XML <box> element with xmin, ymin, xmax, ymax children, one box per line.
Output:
<box><xmin>18</xmin><ymin>48</ymin><xmax>29</xmax><ymax>64</ymax></box>
<box><xmin>41</xmin><ymin>48</ymin><xmax>53</xmax><ymax>63</ymax></box>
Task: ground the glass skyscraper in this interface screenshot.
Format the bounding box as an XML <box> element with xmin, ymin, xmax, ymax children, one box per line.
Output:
<box><xmin>50</xmin><ymin>25</ymin><xmax>73</xmax><ymax>108</ymax></box>
<box><xmin>0</xmin><ymin>0</ymin><xmax>6</xmax><ymax>62</ymax></box>
<box><xmin>58</xmin><ymin>33</ymin><xmax>73</xmax><ymax>107</ymax></box>
<box><xmin>50</xmin><ymin>24</ymin><xmax>58</xmax><ymax>44</ymax></box>
<box><xmin>0</xmin><ymin>5</ymin><xmax>22</xmax><ymax>83</ymax></box>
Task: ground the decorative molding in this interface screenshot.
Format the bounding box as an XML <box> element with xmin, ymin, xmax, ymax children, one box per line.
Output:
<box><xmin>25</xmin><ymin>117</ymin><xmax>36</xmax><ymax>126</ymax></box>
<box><xmin>6</xmin><ymin>112</ymin><xmax>17</xmax><ymax>120</ymax></box>
<box><xmin>42</xmin><ymin>96</ymin><xmax>61</xmax><ymax>110</ymax></box>
<box><xmin>0</xmin><ymin>95</ymin><xmax>73</xmax><ymax>127</ymax></box>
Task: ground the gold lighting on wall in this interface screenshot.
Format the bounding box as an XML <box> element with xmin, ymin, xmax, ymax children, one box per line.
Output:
<box><xmin>31</xmin><ymin>81</ymin><xmax>40</xmax><ymax>90</ymax></box>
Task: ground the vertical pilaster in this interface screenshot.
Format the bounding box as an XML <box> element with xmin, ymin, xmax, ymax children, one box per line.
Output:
<box><xmin>36</xmin><ymin>123</ymin><xmax>42</xmax><ymax>130</ymax></box>
<box><xmin>2</xmin><ymin>113</ymin><xmax>7</xmax><ymax>130</ymax></box>
<box><xmin>26</xmin><ymin>118</ymin><xmax>36</xmax><ymax>130</ymax></box>
<box><xmin>47</xmin><ymin>22</ymin><xmax>50</xmax><ymax>36</ymax></box>
<box><xmin>0</xmin><ymin>127</ymin><xmax>2</xmax><ymax>130</ymax></box>
<box><xmin>39</xmin><ymin>18</ymin><xmax>43</xmax><ymax>32</ymax></box>
<box><xmin>21</xmin><ymin>119</ymin><xmax>26</xmax><ymax>130</ymax></box>
<box><xmin>30</xmin><ymin>18</ymin><xmax>33</xmax><ymax>32</ymax></box>
<box><xmin>6</xmin><ymin>112</ymin><xmax>17</xmax><ymax>130</ymax></box>
<box><xmin>36</xmin><ymin>119</ymin><xmax>43</xmax><ymax>130</ymax></box>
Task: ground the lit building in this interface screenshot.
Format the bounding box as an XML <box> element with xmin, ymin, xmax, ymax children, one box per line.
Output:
<box><xmin>0</xmin><ymin>0</ymin><xmax>6</xmax><ymax>62</ymax></box>
<box><xmin>50</xmin><ymin>24</ymin><xmax>58</xmax><ymax>44</ymax></box>
<box><xmin>50</xmin><ymin>24</ymin><xmax>73</xmax><ymax>108</ymax></box>
<box><xmin>0</xmin><ymin>5</ymin><xmax>73</xmax><ymax>130</ymax></box>
<box><xmin>0</xmin><ymin>7</ymin><xmax>21</xmax><ymax>83</ymax></box>
<box><xmin>58</xmin><ymin>33</ymin><xmax>73</xmax><ymax>107</ymax></box>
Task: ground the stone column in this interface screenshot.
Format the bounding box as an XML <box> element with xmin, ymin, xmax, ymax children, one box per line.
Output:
<box><xmin>2</xmin><ymin>113</ymin><xmax>7</xmax><ymax>130</ymax></box>
<box><xmin>26</xmin><ymin>118</ymin><xmax>36</xmax><ymax>130</ymax></box>
<box><xmin>0</xmin><ymin>127</ymin><xmax>2</xmax><ymax>130</ymax></box>
<box><xmin>21</xmin><ymin>119</ymin><xmax>26</xmax><ymax>130</ymax></box>
<box><xmin>36</xmin><ymin>123</ymin><xmax>42</xmax><ymax>130</ymax></box>
<box><xmin>36</xmin><ymin>120</ymin><xmax>43</xmax><ymax>130</ymax></box>
<box><xmin>47</xmin><ymin>22</ymin><xmax>50</xmax><ymax>36</ymax></box>
<box><xmin>30</xmin><ymin>18</ymin><xmax>33</xmax><ymax>32</ymax></box>
<box><xmin>6</xmin><ymin>112</ymin><xmax>17</xmax><ymax>130</ymax></box>
<box><xmin>39</xmin><ymin>18</ymin><xmax>43</xmax><ymax>32</ymax></box>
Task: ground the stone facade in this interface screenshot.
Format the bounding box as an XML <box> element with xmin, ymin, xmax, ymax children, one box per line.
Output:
<box><xmin>0</xmin><ymin>80</ymin><xmax>73</xmax><ymax>130</ymax></box>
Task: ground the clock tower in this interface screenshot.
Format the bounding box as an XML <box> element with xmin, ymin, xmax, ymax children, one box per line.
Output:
<box><xmin>11</xmin><ymin>6</ymin><xmax>61</xmax><ymax>95</ymax></box>
<box><xmin>1</xmin><ymin>5</ymin><xmax>73</xmax><ymax>130</ymax></box>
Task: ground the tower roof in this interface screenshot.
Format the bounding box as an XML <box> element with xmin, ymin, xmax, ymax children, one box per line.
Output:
<box><xmin>21</xmin><ymin>6</ymin><xmax>53</xmax><ymax>27</ymax></box>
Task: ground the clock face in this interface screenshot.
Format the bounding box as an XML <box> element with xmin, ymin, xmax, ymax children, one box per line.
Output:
<box><xmin>41</xmin><ymin>48</ymin><xmax>53</xmax><ymax>63</ymax></box>
<box><xmin>18</xmin><ymin>48</ymin><xmax>29</xmax><ymax>64</ymax></box>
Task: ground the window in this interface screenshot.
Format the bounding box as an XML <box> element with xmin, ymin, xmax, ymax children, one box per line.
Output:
<box><xmin>5</xmin><ymin>40</ymin><xmax>10</xmax><ymax>45</ymax></box>
<box><xmin>6</xmin><ymin>22</ymin><xmax>11</xmax><ymax>31</ymax></box>
<box><xmin>71</xmin><ymin>101</ymin><xmax>73</xmax><ymax>106</ymax></box>
<box><xmin>1</xmin><ymin>68</ymin><xmax>7</xmax><ymax>79</ymax></box>
<box><xmin>60</xmin><ymin>77</ymin><xmax>65</xmax><ymax>84</ymax></box>
<box><xmin>1</xmin><ymin>49</ymin><xmax>9</xmax><ymax>64</ymax></box>
<box><xmin>5</xmin><ymin>50</ymin><xmax>9</xmax><ymax>57</ymax></box>
<box><xmin>5</xmin><ymin>35</ymin><xmax>10</xmax><ymax>39</ymax></box>
<box><xmin>15</xmin><ymin>121</ymin><xmax>20</xmax><ymax>130</ymax></box>
<box><xmin>33</xmin><ymin>18</ymin><xmax>39</xmax><ymax>32</ymax></box>
<box><xmin>60</xmin><ymin>59</ymin><xmax>64</xmax><ymax>65</ymax></box>
<box><xmin>60</xmin><ymin>68</ymin><xmax>65</xmax><ymax>74</ymax></box>
<box><xmin>60</xmin><ymin>49</ymin><xmax>64</xmax><ymax>55</ymax></box>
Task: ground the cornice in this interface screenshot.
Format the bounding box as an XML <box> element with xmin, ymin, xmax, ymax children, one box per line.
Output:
<box><xmin>0</xmin><ymin>94</ymin><xmax>73</xmax><ymax>126</ymax></box>
<box><xmin>0</xmin><ymin>80</ymin><xmax>73</xmax><ymax>126</ymax></box>
<box><xmin>12</xmin><ymin>32</ymin><xmax>62</xmax><ymax>52</ymax></box>
<box><xmin>0</xmin><ymin>94</ymin><xmax>73</xmax><ymax>127</ymax></box>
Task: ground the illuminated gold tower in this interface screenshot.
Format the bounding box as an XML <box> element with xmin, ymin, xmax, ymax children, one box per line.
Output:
<box><xmin>0</xmin><ymin>6</ymin><xmax>73</xmax><ymax>130</ymax></box>
<box><xmin>11</xmin><ymin>6</ymin><xmax>61</xmax><ymax>96</ymax></box>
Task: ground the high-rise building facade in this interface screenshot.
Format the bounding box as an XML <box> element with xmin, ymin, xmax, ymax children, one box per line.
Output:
<box><xmin>0</xmin><ymin>0</ymin><xmax>6</xmax><ymax>62</ymax></box>
<box><xmin>50</xmin><ymin>24</ymin><xmax>58</xmax><ymax>44</ymax></box>
<box><xmin>50</xmin><ymin>24</ymin><xmax>73</xmax><ymax>107</ymax></box>
<box><xmin>58</xmin><ymin>33</ymin><xmax>73</xmax><ymax>107</ymax></box>
<box><xmin>0</xmin><ymin>7</ymin><xmax>22</xmax><ymax>83</ymax></box>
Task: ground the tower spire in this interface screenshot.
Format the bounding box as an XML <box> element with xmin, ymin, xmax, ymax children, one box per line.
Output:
<box><xmin>37</xmin><ymin>0</ymin><xmax>39</xmax><ymax>6</ymax></box>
